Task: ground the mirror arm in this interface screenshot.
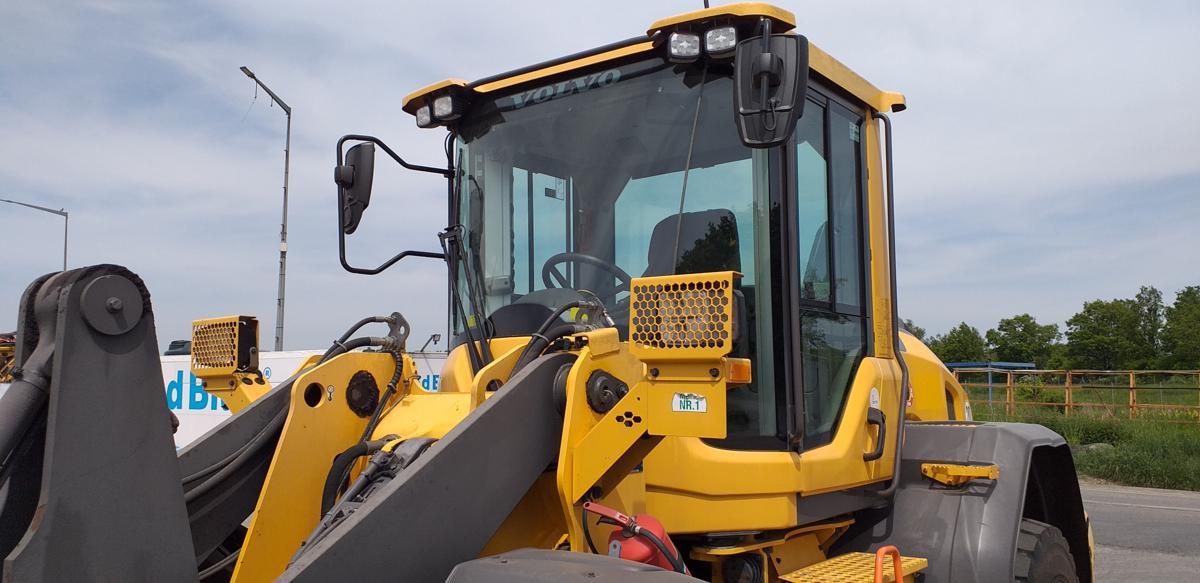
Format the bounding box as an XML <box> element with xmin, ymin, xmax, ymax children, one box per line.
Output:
<box><xmin>336</xmin><ymin>134</ymin><xmax>451</xmax><ymax>275</ymax></box>
<box><xmin>337</xmin><ymin>134</ymin><xmax>453</xmax><ymax>177</ymax></box>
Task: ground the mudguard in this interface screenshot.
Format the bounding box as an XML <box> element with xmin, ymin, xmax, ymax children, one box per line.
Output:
<box><xmin>833</xmin><ymin>421</ymin><xmax>1092</xmax><ymax>583</ymax></box>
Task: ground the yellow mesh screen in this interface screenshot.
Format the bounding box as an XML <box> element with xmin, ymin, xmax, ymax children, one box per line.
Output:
<box><xmin>191</xmin><ymin>317</ymin><xmax>240</xmax><ymax>374</ymax></box>
<box><xmin>628</xmin><ymin>271</ymin><xmax>736</xmax><ymax>361</ymax></box>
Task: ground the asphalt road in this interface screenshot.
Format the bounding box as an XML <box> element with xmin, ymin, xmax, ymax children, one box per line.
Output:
<box><xmin>1082</xmin><ymin>482</ymin><xmax>1200</xmax><ymax>581</ymax></box>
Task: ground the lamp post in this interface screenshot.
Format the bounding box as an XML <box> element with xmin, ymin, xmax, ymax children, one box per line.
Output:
<box><xmin>2</xmin><ymin>198</ymin><xmax>68</xmax><ymax>271</ymax></box>
<box><xmin>240</xmin><ymin>66</ymin><xmax>292</xmax><ymax>352</ymax></box>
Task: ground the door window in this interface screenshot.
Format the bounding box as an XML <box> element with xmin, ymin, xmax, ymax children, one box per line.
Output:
<box><xmin>793</xmin><ymin>94</ymin><xmax>869</xmax><ymax>448</ymax></box>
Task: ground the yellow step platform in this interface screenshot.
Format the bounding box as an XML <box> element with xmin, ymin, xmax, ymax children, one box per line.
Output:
<box><xmin>780</xmin><ymin>551</ymin><xmax>927</xmax><ymax>583</ymax></box>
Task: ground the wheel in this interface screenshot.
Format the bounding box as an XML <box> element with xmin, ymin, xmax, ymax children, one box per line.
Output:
<box><xmin>1014</xmin><ymin>518</ymin><xmax>1079</xmax><ymax>583</ymax></box>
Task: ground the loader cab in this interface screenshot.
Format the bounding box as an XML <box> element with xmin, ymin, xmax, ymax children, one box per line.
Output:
<box><xmin>429</xmin><ymin>19</ymin><xmax>882</xmax><ymax>451</ymax></box>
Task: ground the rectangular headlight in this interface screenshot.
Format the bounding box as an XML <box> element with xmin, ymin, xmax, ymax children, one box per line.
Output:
<box><xmin>705</xmin><ymin>27</ymin><xmax>737</xmax><ymax>58</ymax></box>
<box><xmin>668</xmin><ymin>31</ymin><xmax>701</xmax><ymax>61</ymax></box>
<box><xmin>415</xmin><ymin>104</ymin><xmax>434</xmax><ymax>128</ymax></box>
<box><xmin>433</xmin><ymin>95</ymin><xmax>459</xmax><ymax>120</ymax></box>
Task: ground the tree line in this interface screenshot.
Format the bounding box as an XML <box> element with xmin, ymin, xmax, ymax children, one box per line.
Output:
<box><xmin>905</xmin><ymin>285</ymin><xmax>1200</xmax><ymax>370</ymax></box>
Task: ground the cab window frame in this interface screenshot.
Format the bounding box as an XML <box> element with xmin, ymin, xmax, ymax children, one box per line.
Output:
<box><xmin>783</xmin><ymin>78</ymin><xmax>874</xmax><ymax>451</ymax></box>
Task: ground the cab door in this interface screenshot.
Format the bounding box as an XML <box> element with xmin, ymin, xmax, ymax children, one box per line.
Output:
<box><xmin>786</xmin><ymin>85</ymin><xmax>898</xmax><ymax>491</ymax></box>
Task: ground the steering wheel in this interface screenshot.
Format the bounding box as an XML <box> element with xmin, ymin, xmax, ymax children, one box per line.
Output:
<box><xmin>540</xmin><ymin>252</ymin><xmax>633</xmax><ymax>298</ymax></box>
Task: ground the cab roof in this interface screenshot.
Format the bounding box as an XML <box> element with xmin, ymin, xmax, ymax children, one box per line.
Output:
<box><xmin>402</xmin><ymin>2</ymin><xmax>904</xmax><ymax>119</ymax></box>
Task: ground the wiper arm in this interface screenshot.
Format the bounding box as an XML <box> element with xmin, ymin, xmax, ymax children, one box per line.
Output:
<box><xmin>669</xmin><ymin>66</ymin><xmax>710</xmax><ymax>274</ymax></box>
<box><xmin>439</xmin><ymin>226</ymin><xmax>494</xmax><ymax>372</ymax></box>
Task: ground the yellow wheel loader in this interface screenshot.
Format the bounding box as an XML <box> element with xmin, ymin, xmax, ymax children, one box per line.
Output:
<box><xmin>0</xmin><ymin>4</ymin><xmax>1092</xmax><ymax>582</ymax></box>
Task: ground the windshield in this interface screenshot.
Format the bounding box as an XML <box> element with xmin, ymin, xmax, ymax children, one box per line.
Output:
<box><xmin>454</xmin><ymin>56</ymin><xmax>782</xmax><ymax>443</ymax></box>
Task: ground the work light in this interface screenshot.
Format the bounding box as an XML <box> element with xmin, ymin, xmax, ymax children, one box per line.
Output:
<box><xmin>668</xmin><ymin>31</ymin><xmax>701</xmax><ymax>61</ymax></box>
<box><xmin>415</xmin><ymin>105</ymin><xmax>434</xmax><ymax>128</ymax></box>
<box><xmin>433</xmin><ymin>95</ymin><xmax>461</xmax><ymax>121</ymax></box>
<box><xmin>705</xmin><ymin>26</ymin><xmax>737</xmax><ymax>58</ymax></box>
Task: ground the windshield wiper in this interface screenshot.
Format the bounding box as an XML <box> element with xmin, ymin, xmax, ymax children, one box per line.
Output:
<box><xmin>669</xmin><ymin>66</ymin><xmax>710</xmax><ymax>273</ymax></box>
<box><xmin>440</xmin><ymin>225</ymin><xmax>494</xmax><ymax>372</ymax></box>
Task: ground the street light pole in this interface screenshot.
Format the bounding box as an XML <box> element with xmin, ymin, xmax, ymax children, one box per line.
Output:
<box><xmin>240</xmin><ymin>66</ymin><xmax>292</xmax><ymax>352</ymax></box>
<box><xmin>2</xmin><ymin>198</ymin><xmax>68</xmax><ymax>271</ymax></box>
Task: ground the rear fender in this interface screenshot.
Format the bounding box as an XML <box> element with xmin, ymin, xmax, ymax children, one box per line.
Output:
<box><xmin>832</xmin><ymin>421</ymin><xmax>1093</xmax><ymax>583</ymax></box>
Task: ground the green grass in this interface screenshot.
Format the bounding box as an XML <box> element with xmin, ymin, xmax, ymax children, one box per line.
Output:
<box><xmin>973</xmin><ymin>409</ymin><xmax>1200</xmax><ymax>491</ymax></box>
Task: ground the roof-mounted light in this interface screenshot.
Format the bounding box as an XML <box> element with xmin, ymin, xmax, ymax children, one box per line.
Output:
<box><xmin>432</xmin><ymin>95</ymin><xmax>461</xmax><ymax>121</ymax></box>
<box><xmin>668</xmin><ymin>31</ymin><xmax>701</xmax><ymax>62</ymax></box>
<box><xmin>415</xmin><ymin>105</ymin><xmax>434</xmax><ymax>128</ymax></box>
<box><xmin>705</xmin><ymin>26</ymin><xmax>737</xmax><ymax>58</ymax></box>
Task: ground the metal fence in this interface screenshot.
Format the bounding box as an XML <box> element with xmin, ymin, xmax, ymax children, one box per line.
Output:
<box><xmin>953</xmin><ymin>368</ymin><xmax>1200</xmax><ymax>421</ymax></box>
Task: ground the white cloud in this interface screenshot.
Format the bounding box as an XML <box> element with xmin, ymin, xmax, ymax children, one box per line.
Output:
<box><xmin>1</xmin><ymin>0</ymin><xmax>1197</xmax><ymax>349</ymax></box>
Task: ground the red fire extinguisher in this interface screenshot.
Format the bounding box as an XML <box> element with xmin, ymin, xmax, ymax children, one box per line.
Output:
<box><xmin>582</xmin><ymin>501</ymin><xmax>688</xmax><ymax>574</ymax></box>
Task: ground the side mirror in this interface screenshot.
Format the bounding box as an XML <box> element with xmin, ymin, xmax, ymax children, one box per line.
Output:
<box><xmin>335</xmin><ymin>142</ymin><xmax>375</xmax><ymax>234</ymax></box>
<box><xmin>733</xmin><ymin>32</ymin><xmax>809</xmax><ymax>148</ymax></box>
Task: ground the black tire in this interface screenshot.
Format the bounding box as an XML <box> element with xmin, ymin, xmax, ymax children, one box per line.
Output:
<box><xmin>1014</xmin><ymin>518</ymin><xmax>1079</xmax><ymax>583</ymax></box>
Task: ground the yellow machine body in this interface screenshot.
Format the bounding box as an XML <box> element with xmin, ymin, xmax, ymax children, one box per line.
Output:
<box><xmin>181</xmin><ymin>4</ymin><xmax>1094</xmax><ymax>582</ymax></box>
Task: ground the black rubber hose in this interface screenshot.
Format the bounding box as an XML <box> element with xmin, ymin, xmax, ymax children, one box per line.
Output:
<box><xmin>320</xmin><ymin>316</ymin><xmax>389</xmax><ymax>361</ymax></box>
<box><xmin>197</xmin><ymin>549</ymin><xmax>240</xmax><ymax>580</ymax></box>
<box><xmin>320</xmin><ymin>336</ymin><xmax>377</xmax><ymax>362</ymax></box>
<box><xmin>634</xmin><ymin>526</ymin><xmax>687</xmax><ymax>574</ymax></box>
<box><xmin>511</xmin><ymin>323</ymin><xmax>588</xmax><ymax>375</ymax></box>
<box><xmin>357</xmin><ymin>351</ymin><xmax>404</xmax><ymax>443</ymax></box>
<box><xmin>180</xmin><ymin>335</ymin><xmax>371</xmax><ymax>488</ymax></box>
<box><xmin>581</xmin><ymin>512</ymin><xmax>600</xmax><ymax>554</ymax></box>
<box><xmin>320</xmin><ymin>435</ymin><xmax>398</xmax><ymax>516</ymax></box>
<box><xmin>184</xmin><ymin>407</ymin><xmax>287</xmax><ymax>503</ymax></box>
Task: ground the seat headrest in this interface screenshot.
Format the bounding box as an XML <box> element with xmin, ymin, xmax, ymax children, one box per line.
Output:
<box><xmin>644</xmin><ymin>209</ymin><xmax>740</xmax><ymax>277</ymax></box>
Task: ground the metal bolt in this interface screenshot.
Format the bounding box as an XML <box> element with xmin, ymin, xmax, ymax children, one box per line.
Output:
<box><xmin>649</xmin><ymin>368</ymin><xmax>659</xmax><ymax>378</ymax></box>
<box><xmin>105</xmin><ymin>297</ymin><xmax>123</xmax><ymax>313</ymax></box>
<box><xmin>709</xmin><ymin>368</ymin><xmax>720</xmax><ymax>378</ymax></box>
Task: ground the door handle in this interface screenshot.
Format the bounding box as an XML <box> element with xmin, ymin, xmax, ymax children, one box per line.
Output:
<box><xmin>863</xmin><ymin>407</ymin><xmax>886</xmax><ymax>462</ymax></box>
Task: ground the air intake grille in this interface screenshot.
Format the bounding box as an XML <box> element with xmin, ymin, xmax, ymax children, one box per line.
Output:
<box><xmin>191</xmin><ymin>316</ymin><xmax>242</xmax><ymax>375</ymax></box>
<box><xmin>629</xmin><ymin>271</ymin><xmax>737</xmax><ymax>361</ymax></box>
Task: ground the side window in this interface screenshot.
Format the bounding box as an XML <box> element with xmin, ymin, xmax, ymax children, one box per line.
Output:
<box><xmin>829</xmin><ymin>103</ymin><xmax>864</xmax><ymax>312</ymax></box>
<box><xmin>794</xmin><ymin>102</ymin><xmax>829</xmax><ymax>301</ymax></box>
<box><xmin>793</xmin><ymin>93</ymin><xmax>869</xmax><ymax>449</ymax></box>
<box><xmin>510</xmin><ymin>168</ymin><xmax>571</xmax><ymax>295</ymax></box>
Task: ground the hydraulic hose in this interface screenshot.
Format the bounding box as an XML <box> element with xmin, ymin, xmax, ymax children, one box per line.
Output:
<box><xmin>320</xmin><ymin>316</ymin><xmax>389</xmax><ymax>361</ymax></box>
<box><xmin>511</xmin><ymin>323</ymin><xmax>588</xmax><ymax>376</ymax></box>
<box><xmin>320</xmin><ymin>436</ymin><xmax>396</xmax><ymax>516</ymax></box>
<box><xmin>184</xmin><ymin>406</ymin><xmax>287</xmax><ymax>503</ymax></box>
<box><xmin>321</xmin><ymin>335</ymin><xmax>379</xmax><ymax>362</ymax></box>
<box><xmin>634</xmin><ymin>526</ymin><xmax>688</xmax><ymax>574</ymax></box>
<box><xmin>510</xmin><ymin>300</ymin><xmax>592</xmax><ymax>376</ymax></box>
<box><xmin>358</xmin><ymin>350</ymin><xmax>405</xmax><ymax>443</ymax></box>
<box><xmin>181</xmin><ymin>334</ymin><xmax>375</xmax><ymax>491</ymax></box>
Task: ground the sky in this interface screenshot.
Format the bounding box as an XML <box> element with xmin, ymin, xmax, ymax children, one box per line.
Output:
<box><xmin>1</xmin><ymin>0</ymin><xmax>1198</xmax><ymax>350</ymax></box>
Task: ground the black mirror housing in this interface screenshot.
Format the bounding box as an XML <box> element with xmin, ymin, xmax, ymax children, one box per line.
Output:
<box><xmin>733</xmin><ymin>34</ymin><xmax>809</xmax><ymax>148</ymax></box>
<box><xmin>336</xmin><ymin>142</ymin><xmax>375</xmax><ymax>234</ymax></box>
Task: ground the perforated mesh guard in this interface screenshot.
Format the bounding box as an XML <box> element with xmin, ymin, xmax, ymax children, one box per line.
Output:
<box><xmin>628</xmin><ymin>271</ymin><xmax>737</xmax><ymax>361</ymax></box>
<box><xmin>191</xmin><ymin>317</ymin><xmax>240</xmax><ymax>375</ymax></box>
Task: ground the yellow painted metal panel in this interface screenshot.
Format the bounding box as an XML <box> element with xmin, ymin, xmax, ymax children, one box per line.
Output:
<box><xmin>232</xmin><ymin>352</ymin><xmax>402</xmax><ymax>583</ymax></box>
<box><xmin>401</xmin><ymin>78</ymin><xmax>468</xmax><ymax>113</ymax></box>
<box><xmin>646</xmin><ymin>2</ymin><xmax>796</xmax><ymax>35</ymax></box>
<box><xmin>644</xmin><ymin>379</ymin><xmax>726</xmax><ymax>439</ymax></box>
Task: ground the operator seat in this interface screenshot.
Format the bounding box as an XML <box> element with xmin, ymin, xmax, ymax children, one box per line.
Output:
<box><xmin>643</xmin><ymin>209</ymin><xmax>741</xmax><ymax>277</ymax></box>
